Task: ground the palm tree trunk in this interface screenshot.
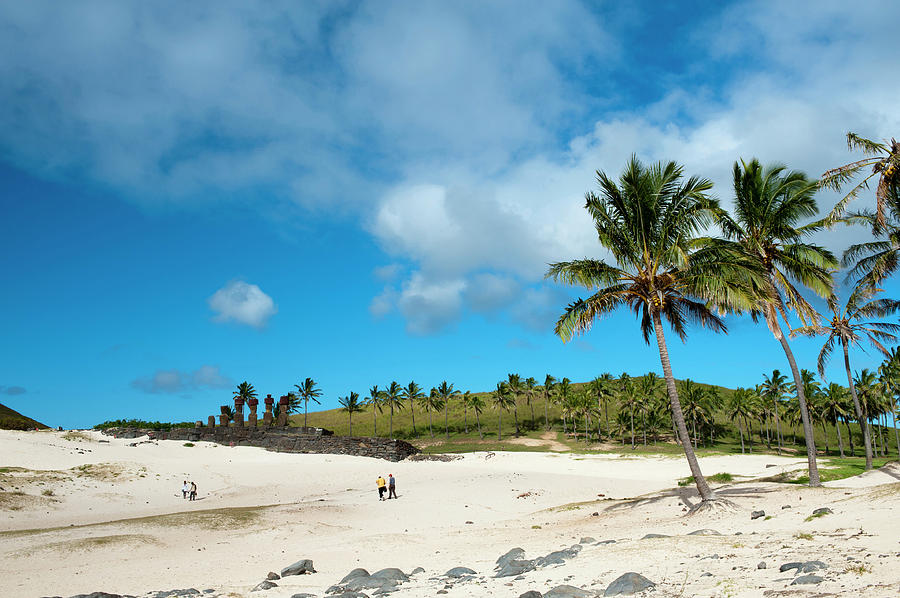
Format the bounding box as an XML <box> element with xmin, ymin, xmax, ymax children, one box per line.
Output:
<box><xmin>835</xmin><ymin>415</ymin><xmax>844</xmax><ymax>457</ymax></box>
<box><xmin>651</xmin><ymin>311</ymin><xmax>715</xmax><ymax>502</ymax></box>
<box><xmin>348</xmin><ymin>413</ymin><xmax>352</xmax><ymax>437</ymax></box>
<box><xmin>410</xmin><ymin>400</ymin><xmax>417</xmax><ymax>436</ymax></box>
<box><xmin>476</xmin><ymin>410</ymin><xmax>483</xmax><ymax>440</ymax></box>
<box><xmin>605</xmin><ymin>400</ymin><xmax>611</xmax><ymax>440</ymax></box>
<box><xmin>630</xmin><ymin>405</ymin><xmax>635</xmax><ymax>449</ymax></box>
<box><xmin>513</xmin><ymin>401</ymin><xmax>520</xmax><ymax>436</ymax></box>
<box><xmin>843</xmin><ymin>341</ymin><xmax>873</xmax><ymax>470</ymax></box>
<box><xmin>429</xmin><ymin>410</ymin><xmax>434</xmax><ymax>439</ymax></box>
<box><xmin>373</xmin><ymin>410</ymin><xmax>377</xmax><ymax>436</ymax></box>
<box><xmin>464</xmin><ymin>406</ymin><xmax>469</xmax><ymax>434</ymax></box>
<box><xmin>304</xmin><ymin>404</ymin><xmax>309</xmax><ymax>430</ymax></box>
<box><xmin>845</xmin><ymin>419</ymin><xmax>854</xmax><ymax>456</ymax></box>
<box><xmin>389</xmin><ymin>404</ymin><xmax>394</xmax><ymax>438</ymax></box>
<box><xmin>767</xmin><ymin>311</ymin><xmax>821</xmax><ymax>485</ymax></box>
<box><xmin>445</xmin><ymin>403</ymin><xmax>449</xmax><ymax>440</ymax></box>
<box><xmin>893</xmin><ymin>409</ymin><xmax>900</xmax><ymax>460</ymax></box>
<box><xmin>544</xmin><ymin>394</ymin><xmax>550</xmax><ymax>430</ymax></box>
<box><xmin>745</xmin><ymin>416</ymin><xmax>753</xmax><ymax>452</ymax></box>
<box><xmin>498</xmin><ymin>413</ymin><xmax>502</xmax><ymax>441</ymax></box>
<box><xmin>821</xmin><ymin>421</ymin><xmax>829</xmax><ymax>456</ymax></box>
<box><xmin>738</xmin><ymin>418</ymin><xmax>745</xmax><ymax>454</ymax></box>
<box><xmin>530</xmin><ymin>401</ymin><xmax>535</xmax><ymax>430</ymax></box>
<box><xmin>642</xmin><ymin>410</ymin><xmax>647</xmax><ymax>446</ymax></box>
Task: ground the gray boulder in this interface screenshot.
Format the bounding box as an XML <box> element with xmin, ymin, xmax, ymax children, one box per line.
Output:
<box><xmin>495</xmin><ymin>559</ymin><xmax>536</xmax><ymax>578</ymax></box>
<box><xmin>757</xmin><ymin>562</ymin><xmax>766</xmax><ymax>569</ymax></box>
<box><xmin>340</xmin><ymin>569</ymin><xmax>370</xmax><ymax>584</ymax></box>
<box><xmin>780</xmin><ymin>561</ymin><xmax>827</xmax><ymax>574</ymax></box>
<box><xmin>342</xmin><ymin>577</ymin><xmax>397</xmax><ymax>593</ymax></box>
<box><xmin>544</xmin><ymin>585</ymin><xmax>594</xmax><ymax>598</ymax></box>
<box><xmin>290</xmin><ymin>594</ymin><xmax>318</xmax><ymax>598</ymax></box>
<box><xmin>579</xmin><ymin>537</ymin><xmax>596</xmax><ymax>544</ymax></box>
<box><xmin>266</xmin><ymin>572</ymin><xmax>281</xmax><ymax>581</ymax></box>
<box><xmin>688</xmin><ymin>529</ymin><xmax>722</xmax><ymax>536</ymax></box>
<box><xmin>812</xmin><ymin>507</ymin><xmax>833</xmax><ymax>516</ymax></box>
<box><xmin>496</xmin><ymin>547</ymin><xmax>527</xmax><ymax>570</ymax></box>
<box><xmin>536</xmin><ymin>545</ymin><xmax>582</xmax><ymax>567</ymax></box>
<box><xmin>251</xmin><ymin>581</ymin><xmax>278</xmax><ymax>592</ymax></box>
<box><xmin>640</xmin><ymin>533</ymin><xmax>669</xmax><ymax>539</ymax></box>
<box><xmin>750</xmin><ymin>510</ymin><xmax>765</xmax><ymax>520</ymax></box>
<box><xmin>370</xmin><ymin>568</ymin><xmax>409</xmax><ymax>582</ymax></box>
<box><xmin>282</xmin><ymin>559</ymin><xmax>317</xmax><ymax>577</ymax></box>
<box><xmin>445</xmin><ymin>567</ymin><xmax>477</xmax><ymax>578</ymax></box>
<box><xmin>595</xmin><ymin>540</ymin><xmax>616</xmax><ymax>545</ymax></box>
<box><xmin>604</xmin><ymin>572</ymin><xmax>655</xmax><ymax>596</ymax></box>
<box><xmin>519</xmin><ymin>592</ymin><xmax>543</xmax><ymax>598</ymax></box>
<box><xmin>410</xmin><ymin>567</ymin><xmax>425</xmax><ymax>575</ymax></box>
<box><xmin>791</xmin><ymin>574</ymin><xmax>824</xmax><ymax>585</ymax></box>
<box><xmin>150</xmin><ymin>592</ymin><xmax>201</xmax><ymax>598</ymax></box>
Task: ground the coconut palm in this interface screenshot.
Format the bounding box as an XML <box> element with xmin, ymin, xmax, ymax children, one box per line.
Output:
<box><xmin>384</xmin><ymin>381</ymin><xmax>404</xmax><ymax>438</ymax></box>
<box><xmin>556</xmin><ymin>378</ymin><xmax>572</xmax><ymax>434</ymax></box>
<box><xmin>524</xmin><ymin>377</ymin><xmax>538</xmax><ymax>430</ymax></box>
<box><xmin>854</xmin><ymin>369</ymin><xmax>881</xmax><ymax>459</ymax></box>
<box><xmin>591</xmin><ymin>373</ymin><xmax>615</xmax><ymax>440</ymax></box>
<box><xmin>469</xmin><ymin>394</ymin><xmax>486</xmax><ymax>440</ymax></box>
<box><xmin>338</xmin><ymin>392</ymin><xmax>363</xmax><ymax>436</ymax></box>
<box><xmin>293</xmin><ymin>378</ymin><xmax>322</xmax><ymax>428</ymax></box>
<box><xmin>822</xmin><ymin>383</ymin><xmax>848</xmax><ymax>457</ymax></box>
<box><xmin>546</xmin><ymin>157</ymin><xmax>762</xmax><ymax>507</ymax></box>
<box><xmin>792</xmin><ymin>284</ymin><xmax>900</xmax><ymax>469</ymax></box>
<box><xmin>492</xmin><ymin>381</ymin><xmax>514</xmax><ymax>441</ymax></box>
<box><xmin>838</xmin><ymin>185</ymin><xmax>900</xmax><ymax>288</ymax></box>
<box><xmin>717</xmin><ymin>158</ymin><xmax>837</xmax><ymax>486</ymax></box>
<box><xmin>619</xmin><ymin>375</ymin><xmax>638</xmax><ymax>448</ymax></box>
<box><xmin>506</xmin><ymin>374</ymin><xmax>523</xmax><ymax>436</ymax></box>
<box><xmin>761</xmin><ymin>370</ymin><xmax>789</xmax><ymax>454</ymax></box>
<box><xmin>234</xmin><ymin>381</ymin><xmax>257</xmax><ymax>403</ymax></box>
<box><xmin>436</xmin><ymin>380</ymin><xmax>460</xmax><ymax>439</ymax></box>
<box><xmin>542</xmin><ymin>375</ymin><xmax>556</xmax><ymax>430</ymax></box>
<box><xmin>821</xmin><ymin>133</ymin><xmax>900</xmax><ymax>227</ymax></box>
<box><xmin>638</xmin><ymin>373</ymin><xmax>660</xmax><ymax>446</ymax></box>
<box><xmin>367</xmin><ymin>385</ymin><xmax>385</xmax><ymax>436</ymax></box>
<box><xmin>402</xmin><ymin>381</ymin><xmax>424</xmax><ymax>437</ymax></box>
<box><xmin>729</xmin><ymin>388</ymin><xmax>755</xmax><ymax>454</ymax></box>
<box><xmin>878</xmin><ymin>349</ymin><xmax>900</xmax><ymax>459</ymax></box>
<box><xmin>461</xmin><ymin>391</ymin><xmax>473</xmax><ymax>434</ymax></box>
<box><xmin>423</xmin><ymin>388</ymin><xmax>442</xmax><ymax>439</ymax></box>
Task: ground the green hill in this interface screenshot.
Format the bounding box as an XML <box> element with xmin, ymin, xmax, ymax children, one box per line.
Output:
<box><xmin>0</xmin><ymin>403</ymin><xmax>48</xmax><ymax>430</ymax></box>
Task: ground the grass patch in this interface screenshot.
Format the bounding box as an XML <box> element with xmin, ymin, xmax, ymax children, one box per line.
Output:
<box><xmin>41</xmin><ymin>489</ymin><xmax>54</xmax><ymax>496</ymax></box>
<box><xmin>62</xmin><ymin>431</ymin><xmax>93</xmax><ymax>442</ymax></box>
<box><xmin>678</xmin><ymin>472</ymin><xmax>733</xmax><ymax>486</ymax></box>
<box><xmin>183</xmin><ymin>442</ymin><xmax>195</xmax><ymax>447</ymax></box>
<box><xmin>789</xmin><ymin>457</ymin><xmax>891</xmax><ymax>485</ymax></box>
<box><xmin>844</xmin><ymin>563</ymin><xmax>872</xmax><ymax>575</ymax></box>
<box><xmin>12</xmin><ymin>534</ymin><xmax>162</xmax><ymax>557</ymax></box>
<box><xmin>794</xmin><ymin>532</ymin><xmax>814</xmax><ymax>540</ymax></box>
<box><xmin>804</xmin><ymin>511</ymin><xmax>829</xmax><ymax>522</ymax></box>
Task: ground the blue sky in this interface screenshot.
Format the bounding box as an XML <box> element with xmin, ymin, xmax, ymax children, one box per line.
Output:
<box><xmin>2</xmin><ymin>1</ymin><xmax>899</xmax><ymax>428</ymax></box>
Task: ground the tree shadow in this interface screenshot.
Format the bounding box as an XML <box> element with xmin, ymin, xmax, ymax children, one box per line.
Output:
<box><xmin>603</xmin><ymin>484</ymin><xmax>782</xmax><ymax>513</ymax></box>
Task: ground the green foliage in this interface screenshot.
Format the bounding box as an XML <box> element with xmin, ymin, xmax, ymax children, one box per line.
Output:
<box><xmin>93</xmin><ymin>419</ymin><xmax>194</xmax><ymax>431</ymax></box>
<box><xmin>0</xmin><ymin>403</ymin><xmax>48</xmax><ymax>430</ymax></box>
<box><xmin>790</xmin><ymin>457</ymin><xmax>891</xmax><ymax>485</ymax></box>
<box><xmin>678</xmin><ymin>472</ymin><xmax>733</xmax><ymax>486</ymax></box>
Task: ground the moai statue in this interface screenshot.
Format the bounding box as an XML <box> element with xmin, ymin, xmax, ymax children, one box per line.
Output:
<box><xmin>219</xmin><ymin>405</ymin><xmax>230</xmax><ymax>427</ymax></box>
<box><xmin>276</xmin><ymin>395</ymin><xmax>289</xmax><ymax>427</ymax></box>
<box><xmin>263</xmin><ymin>394</ymin><xmax>274</xmax><ymax>427</ymax></box>
<box><xmin>234</xmin><ymin>397</ymin><xmax>245</xmax><ymax>427</ymax></box>
<box><xmin>207</xmin><ymin>415</ymin><xmax>216</xmax><ymax>428</ymax></box>
<box><xmin>248</xmin><ymin>398</ymin><xmax>259</xmax><ymax>427</ymax></box>
<box><xmin>195</xmin><ymin>420</ymin><xmax>202</xmax><ymax>428</ymax></box>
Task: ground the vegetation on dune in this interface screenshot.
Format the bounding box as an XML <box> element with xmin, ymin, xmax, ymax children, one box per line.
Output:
<box><xmin>0</xmin><ymin>403</ymin><xmax>48</xmax><ymax>430</ymax></box>
<box><xmin>93</xmin><ymin>419</ymin><xmax>194</xmax><ymax>431</ymax></box>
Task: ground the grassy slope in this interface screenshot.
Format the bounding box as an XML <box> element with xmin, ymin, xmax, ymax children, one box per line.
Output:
<box><xmin>0</xmin><ymin>403</ymin><xmax>48</xmax><ymax>431</ymax></box>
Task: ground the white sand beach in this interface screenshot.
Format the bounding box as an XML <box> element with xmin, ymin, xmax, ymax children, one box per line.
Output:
<box><xmin>1</xmin><ymin>430</ymin><xmax>899</xmax><ymax>598</ymax></box>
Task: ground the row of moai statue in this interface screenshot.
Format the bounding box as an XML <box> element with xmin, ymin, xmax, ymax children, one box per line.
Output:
<box><xmin>197</xmin><ymin>394</ymin><xmax>292</xmax><ymax>429</ymax></box>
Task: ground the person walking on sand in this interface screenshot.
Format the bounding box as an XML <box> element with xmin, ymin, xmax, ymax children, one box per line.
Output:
<box><xmin>376</xmin><ymin>475</ymin><xmax>386</xmax><ymax>501</ymax></box>
<box><xmin>182</xmin><ymin>480</ymin><xmax>189</xmax><ymax>499</ymax></box>
<box><xmin>387</xmin><ymin>473</ymin><xmax>397</xmax><ymax>499</ymax></box>
<box><xmin>189</xmin><ymin>481</ymin><xmax>197</xmax><ymax>501</ymax></box>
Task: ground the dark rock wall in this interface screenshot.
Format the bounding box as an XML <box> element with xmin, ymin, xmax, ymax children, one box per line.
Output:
<box><xmin>100</xmin><ymin>426</ymin><xmax>419</xmax><ymax>462</ymax></box>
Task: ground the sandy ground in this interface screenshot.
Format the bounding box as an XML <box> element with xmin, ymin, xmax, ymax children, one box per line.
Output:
<box><xmin>1</xmin><ymin>430</ymin><xmax>899</xmax><ymax>598</ymax></box>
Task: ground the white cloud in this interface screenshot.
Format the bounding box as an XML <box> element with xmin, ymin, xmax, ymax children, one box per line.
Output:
<box><xmin>130</xmin><ymin>365</ymin><xmax>232</xmax><ymax>394</ymax></box>
<box><xmin>208</xmin><ymin>280</ymin><xmax>277</xmax><ymax>328</ymax></box>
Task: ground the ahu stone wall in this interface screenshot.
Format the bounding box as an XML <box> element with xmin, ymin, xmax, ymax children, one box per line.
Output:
<box><xmin>101</xmin><ymin>426</ymin><xmax>419</xmax><ymax>462</ymax></box>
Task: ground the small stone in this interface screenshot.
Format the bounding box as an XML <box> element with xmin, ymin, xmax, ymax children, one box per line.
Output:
<box><xmin>251</xmin><ymin>580</ymin><xmax>278</xmax><ymax>591</ymax></box>
<box><xmin>519</xmin><ymin>592</ymin><xmax>543</xmax><ymax>598</ymax></box>
<box><xmin>641</xmin><ymin>533</ymin><xmax>669</xmax><ymax>539</ymax></box>
<box><xmin>445</xmin><ymin>566</ymin><xmax>477</xmax><ymax>578</ymax></box>
<box><xmin>700</xmin><ymin>572</ymin><xmax>713</xmax><ymax>577</ymax></box>
<box><xmin>579</xmin><ymin>537</ymin><xmax>596</xmax><ymax>544</ymax></box>
<box><xmin>410</xmin><ymin>567</ymin><xmax>425</xmax><ymax>575</ymax></box>
<box><xmin>791</xmin><ymin>574</ymin><xmax>824</xmax><ymax>585</ymax></box>
<box><xmin>812</xmin><ymin>507</ymin><xmax>833</xmax><ymax>516</ymax></box>
<box><xmin>757</xmin><ymin>562</ymin><xmax>767</xmax><ymax>569</ymax></box>
<box><xmin>604</xmin><ymin>572</ymin><xmax>655</xmax><ymax>596</ymax></box>
<box><xmin>281</xmin><ymin>559</ymin><xmax>317</xmax><ymax>577</ymax></box>
<box><xmin>688</xmin><ymin>529</ymin><xmax>722</xmax><ymax>536</ymax></box>
<box><xmin>266</xmin><ymin>572</ymin><xmax>280</xmax><ymax>580</ymax></box>
<box><xmin>751</xmin><ymin>510</ymin><xmax>765</xmax><ymax>520</ymax></box>
<box><xmin>591</xmin><ymin>512</ymin><xmax>599</xmax><ymax>517</ymax></box>
<box><xmin>544</xmin><ymin>584</ymin><xmax>593</xmax><ymax>598</ymax></box>
<box><xmin>781</xmin><ymin>505</ymin><xmax>791</xmax><ymax>509</ymax></box>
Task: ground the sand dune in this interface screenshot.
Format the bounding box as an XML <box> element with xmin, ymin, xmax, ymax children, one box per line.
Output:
<box><xmin>1</xmin><ymin>430</ymin><xmax>898</xmax><ymax>598</ymax></box>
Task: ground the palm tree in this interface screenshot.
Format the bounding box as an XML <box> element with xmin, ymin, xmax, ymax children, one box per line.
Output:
<box><xmin>547</xmin><ymin>157</ymin><xmax>761</xmax><ymax>507</ymax></box>
<box><xmin>506</xmin><ymin>374</ymin><xmax>523</xmax><ymax>436</ymax></box>
<box><xmin>366</xmin><ymin>385</ymin><xmax>385</xmax><ymax>436</ymax></box>
<box><xmin>792</xmin><ymin>284</ymin><xmax>900</xmax><ymax>470</ymax></box>
<box><xmin>293</xmin><ymin>378</ymin><xmax>322</xmax><ymax>429</ymax></box>
<box><xmin>542</xmin><ymin>375</ymin><xmax>556</xmax><ymax>430</ymax></box>
<box><xmin>821</xmin><ymin>132</ymin><xmax>900</xmax><ymax>227</ymax></box>
<box><xmin>718</xmin><ymin>158</ymin><xmax>837</xmax><ymax>487</ymax></box>
<box><xmin>729</xmin><ymin>388</ymin><xmax>755</xmax><ymax>454</ymax></box>
<box><xmin>854</xmin><ymin>369</ymin><xmax>881</xmax><ymax>459</ymax></box>
<box><xmin>638</xmin><ymin>373</ymin><xmax>660</xmax><ymax>446</ymax></box>
<box><xmin>384</xmin><ymin>381</ymin><xmax>404</xmax><ymax>438</ymax></box>
<box><xmin>423</xmin><ymin>388</ymin><xmax>442</xmax><ymax>439</ymax></box>
<box><xmin>492</xmin><ymin>381</ymin><xmax>514</xmax><ymax>440</ymax></box>
<box><xmin>402</xmin><ymin>381</ymin><xmax>424</xmax><ymax>437</ymax></box>
<box><xmin>234</xmin><ymin>381</ymin><xmax>257</xmax><ymax>403</ymax></box>
<box><xmin>761</xmin><ymin>370</ymin><xmax>789</xmax><ymax>454</ymax></box>
<box><xmin>556</xmin><ymin>378</ymin><xmax>572</xmax><ymax>434</ymax></box>
<box><xmin>822</xmin><ymin>383</ymin><xmax>848</xmax><ymax>457</ymax></box>
<box><xmin>591</xmin><ymin>373</ymin><xmax>615</xmax><ymax>440</ymax></box>
<box><xmin>878</xmin><ymin>349</ymin><xmax>900</xmax><ymax>459</ymax></box>
<box><xmin>524</xmin><ymin>377</ymin><xmax>538</xmax><ymax>430</ymax></box>
<box><xmin>469</xmin><ymin>394</ymin><xmax>486</xmax><ymax>440</ymax></box>
<box><xmin>838</xmin><ymin>185</ymin><xmax>900</xmax><ymax>288</ymax></box>
<box><xmin>619</xmin><ymin>375</ymin><xmax>637</xmax><ymax>448</ymax></box>
<box><xmin>461</xmin><ymin>391</ymin><xmax>473</xmax><ymax>434</ymax></box>
<box><xmin>338</xmin><ymin>391</ymin><xmax>363</xmax><ymax>436</ymax></box>
<box><xmin>435</xmin><ymin>380</ymin><xmax>460</xmax><ymax>439</ymax></box>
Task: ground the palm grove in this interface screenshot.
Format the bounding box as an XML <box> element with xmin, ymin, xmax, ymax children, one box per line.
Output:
<box><xmin>224</xmin><ymin>134</ymin><xmax>900</xmax><ymax>511</ymax></box>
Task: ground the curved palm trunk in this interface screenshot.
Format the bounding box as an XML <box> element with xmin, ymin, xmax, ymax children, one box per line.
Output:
<box><xmin>738</xmin><ymin>418</ymin><xmax>745</xmax><ymax>454</ymax></box>
<box><xmin>445</xmin><ymin>404</ymin><xmax>449</xmax><ymax>440</ymax></box>
<box><xmin>513</xmin><ymin>400</ymin><xmax>520</xmax><ymax>436</ymax></box>
<box><xmin>604</xmin><ymin>400</ymin><xmax>611</xmax><ymax>440</ymax></box>
<box><xmin>389</xmin><ymin>405</ymin><xmax>394</xmax><ymax>438</ymax></box>
<box><xmin>893</xmin><ymin>410</ymin><xmax>899</xmax><ymax>460</ymax></box>
<box><xmin>475</xmin><ymin>411</ymin><xmax>483</xmax><ymax>440</ymax></box>
<box><xmin>348</xmin><ymin>413</ymin><xmax>353</xmax><ymax>437</ymax></box>
<box><xmin>428</xmin><ymin>410</ymin><xmax>434</xmax><ymax>439</ymax></box>
<box><xmin>304</xmin><ymin>404</ymin><xmax>309</xmax><ymax>429</ymax></box>
<box><xmin>842</xmin><ymin>341</ymin><xmax>873</xmax><ymax>470</ymax></box>
<box><xmin>767</xmin><ymin>311</ymin><xmax>821</xmax><ymax>486</ymax></box>
<box><xmin>373</xmin><ymin>410</ymin><xmax>377</xmax><ymax>436</ymax></box>
<box><xmin>652</xmin><ymin>312</ymin><xmax>715</xmax><ymax>502</ymax></box>
<box><xmin>464</xmin><ymin>406</ymin><xmax>469</xmax><ymax>434</ymax></box>
<box><xmin>410</xmin><ymin>400</ymin><xmax>417</xmax><ymax>436</ymax></box>
<box><xmin>498</xmin><ymin>413</ymin><xmax>503</xmax><ymax>441</ymax></box>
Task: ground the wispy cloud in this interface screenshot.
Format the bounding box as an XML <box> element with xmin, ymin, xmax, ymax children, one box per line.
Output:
<box><xmin>130</xmin><ymin>365</ymin><xmax>232</xmax><ymax>395</ymax></box>
<box><xmin>0</xmin><ymin>385</ymin><xmax>27</xmax><ymax>396</ymax></box>
<box><xmin>208</xmin><ymin>280</ymin><xmax>277</xmax><ymax>328</ymax></box>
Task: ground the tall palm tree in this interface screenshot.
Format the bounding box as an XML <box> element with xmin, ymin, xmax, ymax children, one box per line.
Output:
<box><xmin>384</xmin><ymin>381</ymin><xmax>404</xmax><ymax>438</ymax></box>
<box><xmin>638</xmin><ymin>373</ymin><xmax>660</xmax><ymax>446</ymax></box>
<box><xmin>822</xmin><ymin>383</ymin><xmax>848</xmax><ymax>457</ymax></box>
<box><xmin>792</xmin><ymin>284</ymin><xmax>900</xmax><ymax>470</ymax></box>
<box><xmin>338</xmin><ymin>392</ymin><xmax>363</xmax><ymax>436</ymax></box>
<box><xmin>402</xmin><ymin>381</ymin><xmax>424</xmax><ymax>437</ymax></box>
<box><xmin>542</xmin><ymin>375</ymin><xmax>556</xmax><ymax>430</ymax></box>
<box><xmin>619</xmin><ymin>375</ymin><xmax>638</xmax><ymax>449</ymax></box>
<box><xmin>761</xmin><ymin>370</ymin><xmax>789</xmax><ymax>454</ymax></box>
<box><xmin>718</xmin><ymin>158</ymin><xmax>837</xmax><ymax>487</ymax></box>
<box><xmin>729</xmin><ymin>388</ymin><xmax>755</xmax><ymax>454</ymax></box>
<box><xmin>367</xmin><ymin>385</ymin><xmax>385</xmax><ymax>436</ymax></box>
<box><xmin>492</xmin><ymin>381</ymin><xmax>514</xmax><ymax>440</ymax></box>
<box><xmin>878</xmin><ymin>348</ymin><xmax>900</xmax><ymax>459</ymax></box>
<box><xmin>294</xmin><ymin>378</ymin><xmax>322</xmax><ymax>429</ymax></box>
<box><xmin>838</xmin><ymin>185</ymin><xmax>900</xmax><ymax>288</ymax></box>
<box><xmin>854</xmin><ymin>369</ymin><xmax>881</xmax><ymax>459</ymax></box>
<box><xmin>423</xmin><ymin>388</ymin><xmax>442</xmax><ymax>439</ymax></box>
<box><xmin>461</xmin><ymin>391</ymin><xmax>473</xmax><ymax>434</ymax></box>
<box><xmin>506</xmin><ymin>374</ymin><xmax>523</xmax><ymax>436</ymax></box>
<box><xmin>591</xmin><ymin>373</ymin><xmax>615</xmax><ymax>440</ymax></box>
<box><xmin>556</xmin><ymin>378</ymin><xmax>572</xmax><ymax>434</ymax></box>
<box><xmin>524</xmin><ymin>377</ymin><xmax>538</xmax><ymax>430</ymax></box>
<box><xmin>436</xmin><ymin>380</ymin><xmax>460</xmax><ymax>439</ymax></box>
<box><xmin>821</xmin><ymin>132</ymin><xmax>900</xmax><ymax>227</ymax></box>
<box><xmin>234</xmin><ymin>381</ymin><xmax>257</xmax><ymax>403</ymax></box>
<box><xmin>547</xmin><ymin>157</ymin><xmax>760</xmax><ymax>507</ymax></box>
<box><xmin>469</xmin><ymin>394</ymin><xmax>486</xmax><ymax>440</ymax></box>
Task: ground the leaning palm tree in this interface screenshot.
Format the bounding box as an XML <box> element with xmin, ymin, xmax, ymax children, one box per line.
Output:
<box><xmin>792</xmin><ymin>284</ymin><xmax>900</xmax><ymax>470</ymax></box>
<box><xmin>469</xmin><ymin>394</ymin><xmax>486</xmax><ymax>440</ymax></box>
<box><xmin>384</xmin><ymin>381</ymin><xmax>404</xmax><ymax>438</ymax></box>
<box><xmin>542</xmin><ymin>375</ymin><xmax>556</xmax><ymax>430</ymax></box>
<box><xmin>492</xmin><ymin>381</ymin><xmax>514</xmax><ymax>440</ymax></box>
<box><xmin>294</xmin><ymin>377</ymin><xmax>322</xmax><ymax>429</ymax></box>
<box><xmin>402</xmin><ymin>381</ymin><xmax>424</xmax><ymax>437</ymax></box>
<box><xmin>338</xmin><ymin>392</ymin><xmax>363</xmax><ymax>436</ymax></box>
<box><xmin>436</xmin><ymin>380</ymin><xmax>460</xmax><ymax>439</ymax></box>
<box><xmin>547</xmin><ymin>156</ymin><xmax>761</xmax><ymax>508</ymax></box>
<box><xmin>718</xmin><ymin>159</ymin><xmax>837</xmax><ymax>486</ymax></box>
<box><xmin>821</xmin><ymin>132</ymin><xmax>900</xmax><ymax>227</ymax></box>
<box><xmin>366</xmin><ymin>385</ymin><xmax>385</xmax><ymax>436</ymax></box>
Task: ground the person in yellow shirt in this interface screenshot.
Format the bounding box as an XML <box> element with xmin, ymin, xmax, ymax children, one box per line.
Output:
<box><xmin>376</xmin><ymin>475</ymin><xmax>387</xmax><ymax>501</ymax></box>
